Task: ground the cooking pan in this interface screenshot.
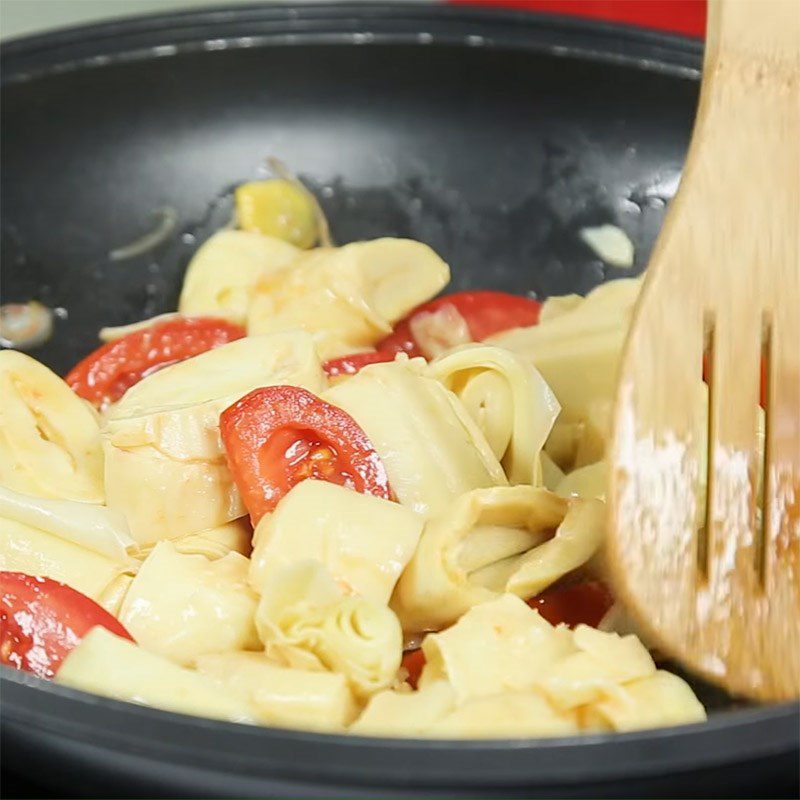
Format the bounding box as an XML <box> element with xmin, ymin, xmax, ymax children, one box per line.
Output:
<box><xmin>1</xmin><ymin>3</ymin><xmax>798</xmax><ymax>797</ymax></box>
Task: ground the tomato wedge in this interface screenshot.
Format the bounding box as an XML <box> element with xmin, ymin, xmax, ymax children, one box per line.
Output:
<box><xmin>322</xmin><ymin>350</ymin><xmax>397</xmax><ymax>378</ymax></box>
<box><xmin>0</xmin><ymin>572</ymin><xmax>133</xmax><ymax>679</ymax></box>
<box><xmin>66</xmin><ymin>316</ymin><xmax>245</xmax><ymax>407</ymax></box>
<box><xmin>400</xmin><ymin>647</ymin><xmax>427</xmax><ymax>689</ymax></box>
<box><xmin>378</xmin><ymin>290</ymin><xmax>542</xmax><ymax>357</ymax></box>
<box><xmin>220</xmin><ymin>385</ymin><xmax>393</xmax><ymax>524</ymax></box>
<box><xmin>527</xmin><ymin>581</ymin><xmax>614</xmax><ymax>629</ymax></box>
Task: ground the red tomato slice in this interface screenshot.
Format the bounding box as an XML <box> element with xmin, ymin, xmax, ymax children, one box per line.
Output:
<box><xmin>527</xmin><ymin>581</ymin><xmax>614</xmax><ymax>628</ymax></box>
<box><xmin>66</xmin><ymin>316</ymin><xmax>245</xmax><ymax>408</ymax></box>
<box><xmin>0</xmin><ymin>572</ymin><xmax>133</xmax><ymax>679</ymax></box>
<box><xmin>401</xmin><ymin>647</ymin><xmax>426</xmax><ymax>689</ymax></box>
<box><xmin>322</xmin><ymin>350</ymin><xmax>397</xmax><ymax>378</ymax></box>
<box><xmin>378</xmin><ymin>290</ymin><xmax>542</xmax><ymax>357</ymax></box>
<box><xmin>220</xmin><ymin>385</ymin><xmax>393</xmax><ymax>524</ymax></box>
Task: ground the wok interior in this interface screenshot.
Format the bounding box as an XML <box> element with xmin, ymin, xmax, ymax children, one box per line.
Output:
<box><xmin>3</xmin><ymin>33</ymin><xmax>735</xmax><ymax>710</ymax></box>
<box><xmin>2</xmin><ymin>40</ymin><xmax>697</xmax><ymax>376</ymax></box>
<box><xmin>0</xmin><ymin>13</ymin><xmax>743</xmax><ymax>714</ymax></box>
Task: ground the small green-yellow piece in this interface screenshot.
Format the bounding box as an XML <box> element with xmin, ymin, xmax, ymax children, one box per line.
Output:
<box><xmin>235</xmin><ymin>179</ymin><xmax>318</xmax><ymax>249</ymax></box>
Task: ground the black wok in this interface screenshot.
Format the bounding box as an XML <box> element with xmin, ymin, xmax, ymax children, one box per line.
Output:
<box><xmin>1</xmin><ymin>3</ymin><xmax>798</xmax><ymax>797</ymax></box>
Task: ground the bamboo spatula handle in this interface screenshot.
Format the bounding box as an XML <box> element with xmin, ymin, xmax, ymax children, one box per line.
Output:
<box><xmin>706</xmin><ymin>0</ymin><xmax>799</xmax><ymax>61</ymax></box>
<box><xmin>607</xmin><ymin>0</ymin><xmax>799</xmax><ymax>701</ymax></box>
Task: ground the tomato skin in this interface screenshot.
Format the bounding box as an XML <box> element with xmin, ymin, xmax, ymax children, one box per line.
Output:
<box><xmin>322</xmin><ymin>350</ymin><xmax>397</xmax><ymax>378</ymax></box>
<box><xmin>401</xmin><ymin>648</ymin><xmax>426</xmax><ymax>689</ymax></box>
<box><xmin>0</xmin><ymin>572</ymin><xmax>132</xmax><ymax>679</ymax></box>
<box><xmin>220</xmin><ymin>385</ymin><xmax>393</xmax><ymax>524</ymax></box>
<box><xmin>376</xmin><ymin>324</ymin><xmax>424</xmax><ymax>359</ymax></box>
<box><xmin>378</xmin><ymin>291</ymin><xmax>542</xmax><ymax>357</ymax></box>
<box><xmin>66</xmin><ymin>316</ymin><xmax>245</xmax><ymax>407</ymax></box>
<box><xmin>527</xmin><ymin>581</ymin><xmax>614</xmax><ymax>629</ymax></box>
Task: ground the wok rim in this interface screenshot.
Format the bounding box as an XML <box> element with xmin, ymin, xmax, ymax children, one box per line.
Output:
<box><xmin>1</xmin><ymin>1</ymin><xmax>703</xmax><ymax>82</ymax></box>
<box><xmin>3</xmin><ymin>666</ymin><xmax>798</xmax><ymax>788</ymax></box>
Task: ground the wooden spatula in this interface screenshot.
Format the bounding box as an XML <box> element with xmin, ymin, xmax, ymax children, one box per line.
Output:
<box><xmin>606</xmin><ymin>0</ymin><xmax>799</xmax><ymax>701</ymax></box>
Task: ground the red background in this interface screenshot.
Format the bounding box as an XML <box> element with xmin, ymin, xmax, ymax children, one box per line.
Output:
<box><xmin>448</xmin><ymin>0</ymin><xmax>707</xmax><ymax>38</ymax></box>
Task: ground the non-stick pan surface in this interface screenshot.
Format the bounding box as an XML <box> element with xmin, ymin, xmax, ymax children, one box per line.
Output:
<box><xmin>1</xmin><ymin>4</ymin><xmax>798</xmax><ymax>798</ymax></box>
